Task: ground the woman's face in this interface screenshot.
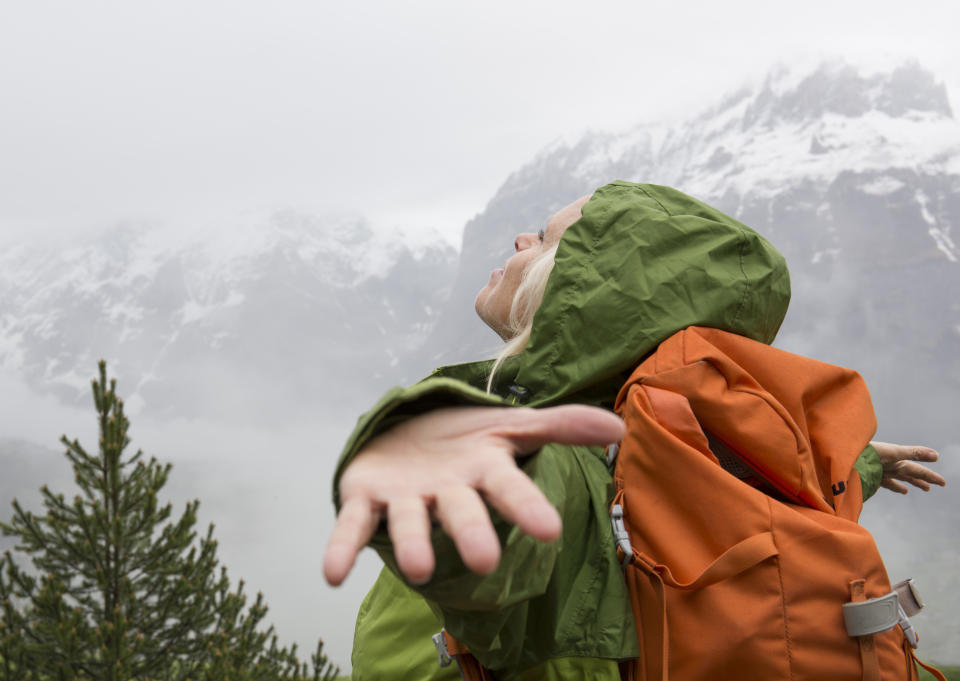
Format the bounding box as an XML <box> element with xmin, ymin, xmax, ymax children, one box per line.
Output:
<box><xmin>475</xmin><ymin>195</ymin><xmax>591</xmax><ymax>339</ymax></box>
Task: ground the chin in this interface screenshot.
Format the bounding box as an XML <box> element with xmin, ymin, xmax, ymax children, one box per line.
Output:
<box><xmin>474</xmin><ymin>290</ymin><xmax>487</xmax><ymax>320</ymax></box>
<box><xmin>475</xmin><ymin>295</ymin><xmax>503</xmax><ymax>337</ymax></box>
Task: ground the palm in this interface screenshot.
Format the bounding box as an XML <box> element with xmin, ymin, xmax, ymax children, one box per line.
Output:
<box><xmin>324</xmin><ymin>405</ymin><xmax>624</xmax><ymax>585</ymax></box>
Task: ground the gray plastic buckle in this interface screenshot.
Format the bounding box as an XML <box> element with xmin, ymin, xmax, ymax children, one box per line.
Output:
<box><xmin>606</xmin><ymin>443</ymin><xmax>619</xmax><ymax>467</ymax></box>
<box><xmin>842</xmin><ymin>592</ymin><xmax>900</xmax><ymax>637</ymax></box>
<box><xmin>894</xmin><ymin>578</ymin><xmax>924</xmax><ymax>617</ymax></box>
<box><xmin>432</xmin><ymin>630</ymin><xmax>452</xmax><ymax>667</ymax></box>
<box><xmin>898</xmin><ymin>603</ymin><xmax>919</xmax><ymax>648</ymax></box>
<box><xmin>610</xmin><ymin>504</ymin><xmax>633</xmax><ymax>567</ymax></box>
<box><xmin>843</xmin><ymin>582</ymin><xmax>924</xmax><ymax>648</ymax></box>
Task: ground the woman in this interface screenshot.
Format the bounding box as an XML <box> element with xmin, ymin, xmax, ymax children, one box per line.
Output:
<box><xmin>324</xmin><ymin>181</ymin><xmax>944</xmax><ymax>680</ymax></box>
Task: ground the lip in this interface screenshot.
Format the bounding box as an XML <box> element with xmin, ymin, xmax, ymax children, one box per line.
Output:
<box><xmin>491</xmin><ymin>268</ymin><xmax>504</xmax><ymax>281</ymax></box>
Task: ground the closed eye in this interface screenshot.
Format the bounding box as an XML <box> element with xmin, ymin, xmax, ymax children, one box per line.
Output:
<box><xmin>538</xmin><ymin>229</ymin><xmax>545</xmax><ymax>243</ymax></box>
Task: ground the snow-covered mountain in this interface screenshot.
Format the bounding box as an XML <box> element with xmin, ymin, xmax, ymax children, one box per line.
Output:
<box><xmin>430</xmin><ymin>60</ymin><xmax>960</xmax><ymax>418</ymax></box>
<box><xmin>0</xmin><ymin>212</ymin><xmax>456</xmax><ymax>422</ymax></box>
<box><xmin>3</xmin><ymin>57</ymin><xmax>958</xmax><ymax>430</ymax></box>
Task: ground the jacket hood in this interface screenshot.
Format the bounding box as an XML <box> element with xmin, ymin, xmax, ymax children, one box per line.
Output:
<box><xmin>495</xmin><ymin>181</ymin><xmax>791</xmax><ymax>407</ymax></box>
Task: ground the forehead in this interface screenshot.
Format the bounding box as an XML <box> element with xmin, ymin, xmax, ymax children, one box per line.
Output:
<box><xmin>545</xmin><ymin>194</ymin><xmax>592</xmax><ymax>241</ymax></box>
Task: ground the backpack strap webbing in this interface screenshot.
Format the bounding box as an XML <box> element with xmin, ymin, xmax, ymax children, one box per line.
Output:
<box><xmin>849</xmin><ymin>579</ymin><xmax>881</xmax><ymax>681</ymax></box>
<box><xmin>442</xmin><ymin>629</ymin><xmax>495</xmax><ymax>681</ymax></box>
<box><xmin>908</xmin><ymin>647</ymin><xmax>947</xmax><ymax>681</ymax></box>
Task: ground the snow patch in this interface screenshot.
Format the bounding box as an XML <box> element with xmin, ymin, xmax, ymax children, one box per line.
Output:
<box><xmin>0</xmin><ymin>325</ymin><xmax>26</xmax><ymax>370</ymax></box>
<box><xmin>915</xmin><ymin>190</ymin><xmax>937</xmax><ymax>226</ymax></box>
<box><xmin>764</xmin><ymin>55</ymin><xmax>834</xmax><ymax>97</ymax></box>
<box><xmin>681</xmin><ymin>106</ymin><xmax>960</xmax><ymax>203</ymax></box>
<box><xmin>179</xmin><ymin>290</ymin><xmax>247</xmax><ymax>325</ymax></box>
<box><xmin>47</xmin><ymin>365</ymin><xmax>96</xmax><ymax>395</ymax></box>
<box><xmin>915</xmin><ymin>190</ymin><xmax>958</xmax><ymax>262</ymax></box>
<box><xmin>180</xmin><ymin>300</ymin><xmax>213</xmax><ymax>325</ymax></box>
<box><xmin>811</xmin><ymin>249</ymin><xmax>841</xmax><ymax>265</ymax></box>
<box><xmin>210</xmin><ymin>331</ymin><xmax>234</xmax><ymax>350</ymax></box>
<box><xmin>928</xmin><ymin>228</ymin><xmax>957</xmax><ymax>263</ymax></box>
<box><xmin>860</xmin><ymin>176</ymin><xmax>906</xmax><ymax>196</ymax></box>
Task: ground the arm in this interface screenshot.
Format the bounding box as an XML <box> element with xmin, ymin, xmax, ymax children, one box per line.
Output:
<box><xmin>324</xmin><ymin>402</ymin><xmax>624</xmax><ymax>586</ymax></box>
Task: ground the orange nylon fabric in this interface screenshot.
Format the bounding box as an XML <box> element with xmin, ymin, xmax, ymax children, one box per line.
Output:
<box><xmin>613</xmin><ymin>326</ymin><xmax>915</xmax><ymax>681</ymax></box>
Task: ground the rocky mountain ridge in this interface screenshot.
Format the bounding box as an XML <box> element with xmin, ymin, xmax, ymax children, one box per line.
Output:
<box><xmin>429</xmin><ymin>60</ymin><xmax>960</xmax><ymax>393</ymax></box>
<box><xmin>0</xmin><ymin>212</ymin><xmax>457</xmax><ymax>421</ymax></box>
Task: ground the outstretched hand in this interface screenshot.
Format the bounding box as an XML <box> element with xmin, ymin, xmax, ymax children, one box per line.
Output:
<box><xmin>870</xmin><ymin>440</ymin><xmax>947</xmax><ymax>494</ymax></box>
<box><xmin>324</xmin><ymin>405</ymin><xmax>624</xmax><ymax>586</ymax></box>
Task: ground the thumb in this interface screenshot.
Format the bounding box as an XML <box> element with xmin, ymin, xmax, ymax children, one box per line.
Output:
<box><xmin>498</xmin><ymin>405</ymin><xmax>625</xmax><ymax>453</ymax></box>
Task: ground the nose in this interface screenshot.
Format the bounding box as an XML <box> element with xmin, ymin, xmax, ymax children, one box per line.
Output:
<box><xmin>514</xmin><ymin>232</ymin><xmax>539</xmax><ymax>251</ymax></box>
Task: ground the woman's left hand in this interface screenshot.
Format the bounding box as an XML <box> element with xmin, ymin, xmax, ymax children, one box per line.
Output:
<box><xmin>324</xmin><ymin>405</ymin><xmax>625</xmax><ymax>586</ymax></box>
<box><xmin>870</xmin><ymin>441</ymin><xmax>947</xmax><ymax>494</ymax></box>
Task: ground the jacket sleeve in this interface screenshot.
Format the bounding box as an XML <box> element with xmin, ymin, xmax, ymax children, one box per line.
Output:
<box><xmin>331</xmin><ymin>380</ymin><xmax>640</xmax><ymax>671</ymax></box>
<box><xmin>331</xmin><ymin>376</ymin><xmax>507</xmax><ymax>510</ymax></box>
<box><xmin>855</xmin><ymin>443</ymin><xmax>883</xmax><ymax>501</ymax></box>
<box><xmin>370</xmin><ymin>440</ymin><xmax>637</xmax><ymax>670</ymax></box>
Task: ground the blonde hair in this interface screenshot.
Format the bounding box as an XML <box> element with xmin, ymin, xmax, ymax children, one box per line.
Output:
<box><xmin>485</xmin><ymin>243</ymin><xmax>559</xmax><ymax>393</ymax></box>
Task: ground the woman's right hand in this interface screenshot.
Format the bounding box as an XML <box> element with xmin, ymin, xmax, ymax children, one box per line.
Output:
<box><xmin>870</xmin><ymin>440</ymin><xmax>947</xmax><ymax>494</ymax></box>
<box><xmin>323</xmin><ymin>405</ymin><xmax>624</xmax><ymax>586</ymax></box>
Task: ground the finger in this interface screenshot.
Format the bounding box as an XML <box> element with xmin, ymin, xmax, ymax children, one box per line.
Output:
<box><xmin>324</xmin><ymin>498</ymin><xmax>379</xmax><ymax>586</ymax></box>
<box><xmin>387</xmin><ymin>496</ymin><xmax>435</xmax><ymax>584</ymax></box>
<box><xmin>480</xmin><ymin>464</ymin><xmax>561</xmax><ymax>542</ymax></box>
<box><xmin>908</xmin><ymin>446</ymin><xmax>940</xmax><ymax>463</ymax></box>
<box><xmin>903</xmin><ymin>476</ymin><xmax>931</xmax><ymax>492</ymax></box>
<box><xmin>891</xmin><ymin>461</ymin><xmax>947</xmax><ymax>491</ymax></box>
<box><xmin>873</xmin><ymin>441</ymin><xmax>939</xmax><ymax>464</ymax></box>
<box><xmin>881</xmin><ymin>479</ymin><xmax>909</xmax><ymax>495</ymax></box>
<box><xmin>499</xmin><ymin>405</ymin><xmax>625</xmax><ymax>454</ymax></box>
<box><xmin>916</xmin><ymin>466</ymin><xmax>947</xmax><ymax>487</ymax></box>
<box><xmin>897</xmin><ymin>462</ymin><xmax>946</xmax><ymax>489</ymax></box>
<box><xmin>435</xmin><ymin>486</ymin><xmax>501</xmax><ymax>575</ymax></box>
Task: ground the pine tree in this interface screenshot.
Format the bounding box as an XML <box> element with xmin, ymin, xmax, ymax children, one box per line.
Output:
<box><xmin>0</xmin><ymin>362</ymin><xmax>339</xmax><ymax>680</ymax></box>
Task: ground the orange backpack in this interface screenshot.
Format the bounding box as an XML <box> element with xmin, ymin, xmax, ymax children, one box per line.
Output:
<box><xmin>610</xmin><ymin>326</ymin><xmax>943</xmax><ymax>681</ymax></box>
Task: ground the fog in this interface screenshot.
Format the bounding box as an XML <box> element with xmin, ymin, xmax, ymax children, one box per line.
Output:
<box><xmin>2</xmin><ymin>1</ymin><xmax>959</xmax><ymax>245</ymax></box>
<box><xmin>3</xmin><ymin>0</ymin><xmax>960</xmax><ymax>673</ymax></box>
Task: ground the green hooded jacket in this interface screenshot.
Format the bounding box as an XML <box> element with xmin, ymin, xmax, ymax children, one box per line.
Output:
<box><xmin>333</xmin><ymin>181</ymin><xmax>883</xmax><ymax>680</ymax></box>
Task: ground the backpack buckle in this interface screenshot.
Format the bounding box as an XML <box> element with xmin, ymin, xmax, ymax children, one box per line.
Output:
<box><xmin>605</xmin><ymin>442</ymin><xmax>619</xmax><ymax>467</ymax></box>
<box><xmin>842</xmin><ymin>592</ymin><xmax>899</xmax><ymax>637</ymax></box>
<box><xmin>893</xmin><ymin>578</ymin><xmax>924</xmax><ymax>617</ymax></box>
<box><xmin>432</xmin><ymin>630</ymin><xmax>453</xmax><ymax>667</ymax></box>
<box><xmin>610</xmin><ymin>504</ymin><xmax>633</xmax><ymax>567</ymax></box>
<box><xmin>842</xmin><ymin>581</ymin><xmax>924</xmax><ymax>648</ymax></box>
<box><xmin>898</xmin><ymin>604</ymin><xmax>919</xmax><ymax>648</ymax></box>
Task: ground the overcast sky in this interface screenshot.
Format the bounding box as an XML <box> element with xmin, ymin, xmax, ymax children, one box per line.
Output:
<box><xmin>2</xmin><ymin>0</ymin><xmax>959</xmax><ymax>248</ymax></box>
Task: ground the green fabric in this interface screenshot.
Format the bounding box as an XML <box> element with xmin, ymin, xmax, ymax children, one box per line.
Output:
<box><xmin>332</xmin><ymin>373</ymin><xmax>504</xmax><ymax>510</ymax></box>
<box><xmin>856</xmin><ymin>443</ymin><xmax>883</xmax><ymax>501</ymax></box>
<box><xmin>350</xmin><ymin>568</ymin><xmax>458</xmax><ymax>681</ymax></box>
<box><xmin>509</xmin><ymin>182</ymin><xmax>791</xmax><ymax>408</ymax></box>
<box><xmin>335</xmin><ymin>181</ymin><xmax>882</xmax><ymax>679</ymax></box>
<box><xmin>511</xmin><ymin>656</ymin><xmax>623</xmax><ymax>680</ymax></box>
